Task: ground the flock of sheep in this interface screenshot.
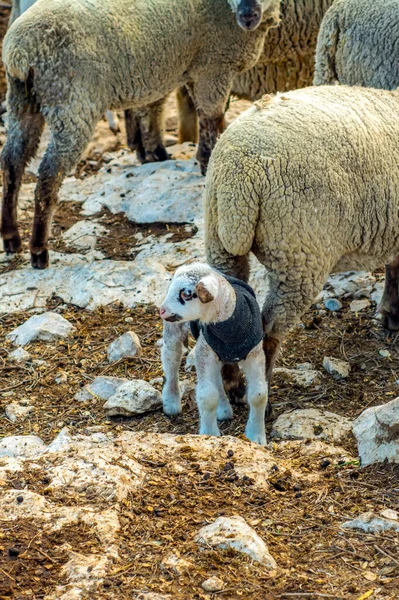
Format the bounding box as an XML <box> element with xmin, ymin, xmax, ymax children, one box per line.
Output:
<box><xmin>1</xmin><ymin>0</ymin><xmax>399</xmax><ymax>443</ymax></box>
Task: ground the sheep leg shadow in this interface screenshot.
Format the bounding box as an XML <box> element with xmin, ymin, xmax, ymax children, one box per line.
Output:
<box><xmin>176</xmin><ymin>86</ymin><xmax>198</xmax><ymax>144</ymax></box>
<box><xmin>1</xmin><ymin>75</ymin><xmax>44</xmax><ymax>255</ymax></box>
<box><xmin>379</xmin><ymin>256</ymin><xmax>399</xmax><ymax>331</ymax></box>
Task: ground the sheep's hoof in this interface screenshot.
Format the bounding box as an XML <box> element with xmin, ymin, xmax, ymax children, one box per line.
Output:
<box><xmin>31</xmin><ymin>249</ymin><xmax>49</xmax><ymax>269</ymax></box>
<box><xmin>146</xmin><ymin>145</ymin><xmax>170</xmax><ymax>163</ymax></box>
<box><xmin>3</xmin><ymin>234</ymin><xmax>22</xmax><ymax>254</ymax></box>
<box><xmin>381</xmin><ymin>311</ymin><xmax>399</xmax><ymax>332</ymax></box>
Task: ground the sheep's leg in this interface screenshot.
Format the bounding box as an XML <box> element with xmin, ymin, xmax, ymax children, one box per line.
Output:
<box><xmin>161</xmin><ymin>321</ymin><xmax>189</xmax><ymax>416</ymax></box>
<box><xmin>379</xmin><ymin>256</ymin><xmax>399</xmax><ymax>331</ymax></box>
<box><xmin>125</xmin><ymin>100</ymin><xmax>169</xmax><ymax>164</ymax></box>
<box><xmin>1</xmin><ymin>77</ymin><xmax>44</xmax><ymax>254</ymax></box>
<box><xmin>189</xmin><ymin>78</ymin><xmax>230</xmax><ymax>175</ymax></box>
<box><xmin>105</xmin><ymin>110</ymin><xmax>120</xmax><ymax>134</ymax></box>
<box><xmin>196</xmin><ymin>337</ymin><xmax>222</xmax><ymax>437</ymax></box>
<box><xmin>241</xmin><ymin>343</ymin><xmax>268</xmax><ymax>445</ymax></box>
<box><xmin>215</xmin><ymin>373</ymin><xmax>234</xmax><ymax>421</ymax></box>
<box><xmin>30</xmin><ymin>109</ymin><xmax>98</xmax><ymax>268</ymax></box>
<box><xmin>177</xmin><ymin>86</ymin><xmax>198</xmax><ymax>144</ymax></box>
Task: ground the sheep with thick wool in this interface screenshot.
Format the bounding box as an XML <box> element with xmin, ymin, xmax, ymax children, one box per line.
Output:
<box><xmin>162</xmin><ymin>86</ymin><xmax>399</xmax><ymax>400</ymax></box>
<box><xmin>314</xmin><ymin>0</ymin><xmax>399</xmax><ymax>89</ymax></box>
<box><xmin>127</xmin><ymin>0</ymin><xmax>335</xmax><ymax>156</ymax></box>
<box><xmin>1</xmin><ymin>0</ymin><xmax>280</xmax><ymax>269</ymax></box>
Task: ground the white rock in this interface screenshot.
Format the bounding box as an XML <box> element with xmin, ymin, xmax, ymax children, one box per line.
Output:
<box><xmin>107</xmin><ymin>331</ymin><xmax>142</xmax><ymax>363</ymax></box>
<box><xmin>350</xmin><ymin>299</ymin><xmax>370</xmax><ymax>313</ymax></box>
<box><xmin>271</xmin><ymin>409</ymin><xmax>352</xmax><ymax>443</ymax></box>
<box><xmin>202</xmin><ymin>577</ymin><xmax>224</xmax><ymax>592</ymax></box>
<box><xmin>194</xmin><ymin>515</ymin><xmax>277</xmax><ymax>568</ymax></box>
<box><xmin>63</xmin><ymin>220</ymin><xmax>107</xmax><ymax>250</ymax></box>
<box><xmin>103</xmin><ymin>380</ymin><xmax>162</xmax><ymax>416</ymax></box>
<box><xmin>322</xmin><ymin>271</ymin><xmax>376</xmax><ymax>299</ymax></box>
<box><xmin>352</xmin><ymin>397</ymin><xmax>399</xmax><ymax>466</ymax></box>
<box><xmin>75</xmin><ymin>376</ymin><xmax>129</xmax><ymax>401</ymax></box>
<box><xmin>323</xmin><ymin>356</ymin><xmax>351</xmax><ymax>379</ymax></box>
<box><xmin>5</xmin><ymin>402</ymin><xmax>34</xmax><ymax>423</ymax></box>
<box><xmin>371</xmin><ymin>282</ymin><xmax>384</xmax><ymax>305</ymax></box>
<box><xmin>180</xmin><ymin>379</ymin><xmax>195</xmax><ymax>401</ymax></box>
<box><xmin>8</xmin><ymin>347</ymin><xmax>30</xmax><ymax>363</ymax></box>
<box><xmin>160</xmin><ymin>552</ymin><xmax>192</xmax><ymax>575</ymax></box>
<box><xmin>379</xmin><ymin>349</ymin><xmax>391</xmax><ymax>359</ymax></box>
<box><xmin>380</xmin><ymin>509</ymin><xmax>398</xmax><ymax>521</ymax></box>
<box><xmin>7</xmin><ymin>312</ymin><xmax>75</xmax><ymax>346</ymax></box>
<box><xmin>274</xmin><ymin>367</ymin><xmax>322</xmax><ymax>389</ymax></box>
<box><xmin>185</xmin><ymin>347</ymin><xmax>196</xmax><ymax>372</ymax></box>
<box><xmin>341</xmin><ymin>512</ymin><xmax>399</xmax><ymax>534</ymax></box>
<box><xmin>0</xmin><ymin>435</ymin><xmax>46</xmax><ymax>458</ymax></box>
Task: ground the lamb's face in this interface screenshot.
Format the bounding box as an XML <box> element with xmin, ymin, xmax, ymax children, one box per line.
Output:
<box><xmin>228</xmin><ymin>0</ymin><xmax>274</xmax><ymax>31</ymax></box>
<box><xmin>159</xmin><ymin>264</ymin><xmax>219</xmax><ymax>323</ymax></box>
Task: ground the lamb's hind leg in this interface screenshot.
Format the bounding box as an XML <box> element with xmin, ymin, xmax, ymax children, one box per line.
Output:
<box><xmin>30</xmin><ymin>107</ymin><xmax>99</xmax><ymax>268</ymax></box>
<box><xmin>161</xmin><ymin>321</ymin><xmax>189</xmax><ymax>416</ymax></box>
<box><xmin>125</xmin><ymin>98</ymin><xmax>169</xmax><ymax>164</ymax></box>
<box><xmin>1</xmin><ymin>76</ymin><xmax>44</xmax><ymax>254</ymax></box>
<box><xmin>379</xmin><ymin>256</ymin><xmax>399</xmax><ymax>331</ymax></box>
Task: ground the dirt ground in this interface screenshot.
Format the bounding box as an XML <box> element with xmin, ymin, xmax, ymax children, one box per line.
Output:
<box><xmin>0</xmin><ymin>6</ymin><xmax>398</xmax><ymax>599</ymax></box>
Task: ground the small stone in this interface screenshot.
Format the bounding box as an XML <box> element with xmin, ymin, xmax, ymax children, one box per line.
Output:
<box><xmin>380</xmin><ymin>509</ymin><xmax>398</xmax><ymax>521</ymax></box>
<box><xmin>185</xmin><ymin>347</ymin><xmax>196</xmax><ymax>372</ymax></box>
<box><xmin>160</xmin><ymin>552</ymin><xmax>192</xmax><ymax>575</ymax></box>
<box><xmin>103</xmin><ymin>380</ymin><xmax>162</xmax><ymax>416</ymax></box>
<box><xmin>5</xmin><ymin>402</ymin><xmax>34</xmax><ymax>423</ymax></box>
<box><xmin>195</xmin><ymin>515</ymin><xmax>276</xmax><ymax>568</ymax></box>
<box><xmin>350</xmin><ymin>299</ymin><xmax>370</xmax><ymax>313</ymax></box>
<box><xmin>8</xmin><ymin>347</ymin><xmax>30</xmax><ymax>363</ymax></box>
<box><xmin>379</xmin><ymin>349</ymin><xmax>391</xmax><ymax>358</ymax></box>
<box><xmin>107</xmin><ymin>331</ymin><xmax>142</xmax><ymax>363</ymax></box>
<box><xmin>271</xmin><ymin>409</ymin><xmax>352</xmax><ymax>443</ymax></box>
<box><xmin>342</xmin><ymin>512</ymin><xmax>399</xmax><ymax>534</ymax></box>
<box><xmin>75</xmin><ymin>376</ymin><xmax>129</xmax><ymax>402</ymax></box>
<box><xmin>274</xmin><ymin>367</ymin><xmax>322</xmax><ymax>389</ymax></box>
<box><xmin>323</xmin><ymin>356</ymin><xmax>351</xmax><ymax>379</ymax></box>
<box><xmin>324</xmin><ymin>298</ymin><xmax>342</xmax><ymax>312</ymax></box>
<box><xmin>0</xmin><ymin>435</ymin><xmax>46</xmax><ymax>458</ymax></box>
<box><xmin>353</xmin><ymin>397</ymin><xmax>399</xmax><ymax>466</ymax></box>
<box><xmin>55</xmin><ymin>371</ymin><xmax>68</xmax><ymax>384</ymax></box>
<box><xmin>7</xmin><ymin>312</ymin><xmax>75</xmax><ymax>347</ymax></box>
<box><xmin>125</xmin><ymin>317</ymin><xmax>134</xmax><ymax>323</ymax></box>
<box><xmin>202</xmin><ymin>576</ymin><xmax>224</xmax><ymax>592</ymax></box>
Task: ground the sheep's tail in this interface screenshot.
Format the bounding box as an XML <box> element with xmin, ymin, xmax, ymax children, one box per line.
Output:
<box><xmin>313</xmin><ymin>3</ymin><xmax>341</xmax><ymax>86</ymax></box>
<box><xmin>2</xmin><ymin>27</ymin><xmax>32</xmax><ymax>81</ymax></box>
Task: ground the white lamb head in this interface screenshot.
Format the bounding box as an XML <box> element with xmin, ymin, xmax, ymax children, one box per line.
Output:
<box><xmin>159</xmin><ymin>263</ymin><xmax>220</xmax><ymax>323</ymax></box>
<box><xmin>228</xmin><ymin>0</ymin><xmax>279</xmax><ymax>31</ymax></box>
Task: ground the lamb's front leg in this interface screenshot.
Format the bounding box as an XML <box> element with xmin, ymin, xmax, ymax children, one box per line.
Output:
<box><xmin>196</xmin><ymin>336</ymin><xmax>223</xmax><ymax>437</ymax></box>
<box><xmin>161</xmin><ymin>321</ymin><xmax>188</xmax><ymax>416</ymax></box>
<box><xmin>241</xmin><ymin>343</ymin><xmax>268</xmax><ymax>446</ymax></box>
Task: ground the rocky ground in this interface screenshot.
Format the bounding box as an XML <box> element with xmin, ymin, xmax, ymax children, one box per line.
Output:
<box><xmin>0</xmin><ymin>5</ymin><xmax>398</xmax><ymax>598</ymax></box>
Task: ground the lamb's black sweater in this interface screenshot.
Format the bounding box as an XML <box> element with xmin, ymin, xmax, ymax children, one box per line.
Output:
<box><xmin>190</xmin><ymin>275</ymin><xmax>263</xmax><ymax>364</ymax></box>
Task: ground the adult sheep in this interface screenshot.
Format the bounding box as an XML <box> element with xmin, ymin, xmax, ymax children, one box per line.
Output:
<box><xmin>1</xmin><ymin>0</ymin><xmax>280</xmax><ymax>269</ymax></box>
<box><xmin>126</xmin><ymin>0</ymin><xmax>335</xmax><ymax>157</ymax></box>
<box><xmin>313</xmin><ymin>0</ymin><xmax>399</xmax><ymax>88</ymax></box>
<box><xmin>162</xmin><ymin>86</ymin><xmax>399</xmax><ymax>416</ymax></box>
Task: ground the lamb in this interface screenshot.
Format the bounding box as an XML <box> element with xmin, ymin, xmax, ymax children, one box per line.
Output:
<box><xmin>160</xmin><ymin>263</ymin><xmax>268</xmax><ymax>445</ymax></box>
<box><xmin>162</xmin><ymin>85</ymin><xmax>399</xmax><ymax>409</ymax></box>
<box><xmin>126</xmin><ymin>0</ymin><xmax>335</xmax><ymax>155</ymax></box>
<box><xmin>313</xmin><ymin>0</ymin><xmax>399</xmax><ymax>89</ymax></box>
<box><xmin>1</xmin><ymin>0</ymin><xmax>280</xmax><ymax>269</ymax></box>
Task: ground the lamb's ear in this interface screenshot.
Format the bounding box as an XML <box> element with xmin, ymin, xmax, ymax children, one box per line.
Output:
<box><xmin>195</xmin><ymin>275</ymin><xmax>218</xmax><ymax>304</ymax></box>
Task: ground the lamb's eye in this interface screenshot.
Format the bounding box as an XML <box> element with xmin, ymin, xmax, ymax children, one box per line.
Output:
<box><xmin>181</xmin><ymin>289</ymin><xmax>193</xmax><ymax>301</ymax></box>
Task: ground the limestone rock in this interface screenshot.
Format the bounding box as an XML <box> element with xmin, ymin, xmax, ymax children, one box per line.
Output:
<box><xmin>161</xmin><ymin>552</ymin><xmax>192</xmax><ymax>575</ymax></box>
<box><xmin>274</xmin><ymin>367</ymin><xmax>322</xmax><ymax>389</ymax></box>
<box><xmin>194</xmin><ymin>515</ymin><xmax>277</xmax><ymax>567</ymax></box>
<box><xmin>7</xmin><ymin>311</ymin><xmax>75</xmax><ymax>346</ymax></box>
<box><xmin>341</xmin><ymin>512</ymin><xmax>399</xmax><ymax>534</ymax></box>
<box><xmin>5</xmin><ymin>402</ymin><xmax>34</xmax><ymax>423</ymax></box>
<box><xmin>75</xmin><ymin>376</ymin><xmax>129</xmax><ymax>401</ymax></box>
<box><xmin>202</xmin><ymin>576</ymin><xmax>224</xmax><ymax>592</ymax></box>
<box><xmin>352</xmin><ymin>397</ymin><xmax>399</xmax><ymax>466</ymax></box>
<box><xmin>0</xmin><ymin>435</ymin><xmax>46</xmax><ymax>458</ymax></box>
<box><xmin>107</xmin><ymin>331</ymin><xmax>142</xmax><ymax>363</ymax></box>
<box><xmin>8</xmin><ymin>347</ymin><xmax>30</xmax><ymax>363</ymax></box>
<box><xmin>63</xmin><ymin>220</ymin><xmax>107</xmax><ymax>250</ymax></box>
<box><xmin>103</xmin><ymin>380</ymin><xmax>162</xmax><ymax>416</ymax></box>
<box><xmin>271</xmin><ymin>409</ymin><xmax>352</xmax><ymax>443</ymax></box>
<box><xmin>323</xmin><ymin>356</ymin><xmax>351</xmax><ymax>379</ymax></box>
<box><xmin>350</xmin><ymin>299</ymin><xmax>370</xmax><ymax>313</ymax></box>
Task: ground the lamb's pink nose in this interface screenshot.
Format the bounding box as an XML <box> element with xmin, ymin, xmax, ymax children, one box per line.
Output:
<box><xmin>159</xmin><ymin>307</ymin><xmax>167</xmax><ymax>318</ymax></box>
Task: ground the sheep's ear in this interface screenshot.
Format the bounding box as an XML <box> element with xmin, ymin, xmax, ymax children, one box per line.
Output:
<box><xmin>195</xmin><ymin>275</ymin><xmax>218</xmax><ymax>304</ymax></box>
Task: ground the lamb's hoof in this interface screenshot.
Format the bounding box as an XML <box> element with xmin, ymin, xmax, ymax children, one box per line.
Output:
<box><xmin>31</xmin><ymin>249</ymin><xmax>49</xmax><ymax>269</ymax></box>
<box><xmin>144</xmin><ymin>145</ymin><xmax>170</xmax><ymax>163</ymax></box>
<box><xmin>245</xmin><ymin>428</ymin><xmax>267</xmax><ymax>446</ymax></box>
<box><xmin>196</xmin><ymin>148</ymin><xmax>210</xmax><ymax>176</ymax></box>
<box><xmin>217</xmin><ymin>403</ymin><xmax>234</xmax><ymax>421</ymax></box>
<box><xmin>380</xmin><ymin>311</ymin><xmax>399</xmax><ymax>332</ymax></box>
<box><xmin>3</xmin><ymin>235</ymin><xmax>22</xmax><ymax>254</ymax></box>
<box><xmin>162</xmin><ymin>395</ymin><xmax>182</xmax><ymax>417</ymax></box>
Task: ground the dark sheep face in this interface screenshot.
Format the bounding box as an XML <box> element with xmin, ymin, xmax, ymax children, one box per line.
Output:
<box><xmin>236</xmin><ymin>0</ymin><xmax>262</xmax><ymax>31</ymax></box>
